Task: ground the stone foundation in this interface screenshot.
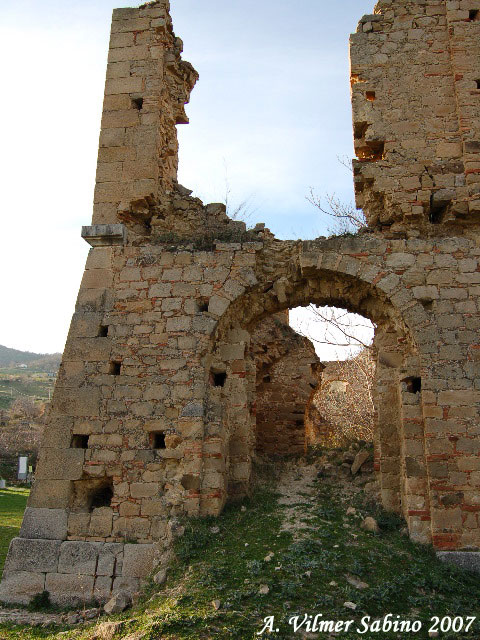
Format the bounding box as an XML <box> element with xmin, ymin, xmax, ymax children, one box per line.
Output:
<box><xmin>0</xmin><ymin>537</ymin><xmax>155</xmax><ymax>606</ymax></box>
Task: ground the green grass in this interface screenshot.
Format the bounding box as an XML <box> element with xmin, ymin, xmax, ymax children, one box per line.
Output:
<box><xmin>0</xmin><ymin>488</ymin><xmax>29</xmax><ymax>573</ymax></box>
<box><xmin>1</xmin><ymin>469</ymin><xmax>480</xmax><ymax>639</ymax></box>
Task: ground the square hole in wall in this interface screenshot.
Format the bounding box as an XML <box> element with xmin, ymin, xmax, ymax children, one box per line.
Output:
<box><xmin>476</xmin><ymin>79</ymin><xmax>480</xmax><ymax>89</ymax></box>
<box><xmin>263</xmin><ymin>375</ymin><xmax>271</xmax><ymax>383</ymax></box>
<box><xmin>132</xmin><ymin>97</ymin><xmax>144</xmax><ymax>110</ymax></box>
<box><xmin>420</xmin><ymin>299</ymin><xmax>434</xmax><ymax>312</ymax></box>
<box><xmin>402</xmin><ymin>376</ymin><xmax>422</xmax><ymax>394</ymax></box>
<box><xmin>109</xmin><ymin>361</ymin><xmax>122</xmax><ymax>376</ymax></box>
<box><xmin>366</xmin><ymin>91</ymin><xmax>376</xmax><ymax>101</ymax></box>
<box><xmin>469</xmin><ymin>9</ymin><xmax>479</xmax><ymax>20</ymax></box>
<box><xmin>98</xmin><ymin>325</ymin><xmax>109</xmax><ymax>337</ymax></box>
<box><xmin>71</xmin><ymin>434</ymin><xmax>89</xmax><ymax>449</ymax></box>
<box><xmin>89</xmin><ymin>482</ymin><xmax>113</xmax><ymax>511</ymax></box>
<box><xmin>211</xmin><ymin>370</ymin><xmax>227</xmax><ymax>387</ymax></box>
<box><xmin>71</xmin><ymin>477</ymin><xmax>113</xmax><ymax>513</ymax></box>
<box><xmin>196</xmin><ymin>298</ymin><xmax>209</xmax><ymax>312</ymax></box>
<box><xmin>150</xmin><ymin>431</ymin><xmax>166</xmax><ymax>449</ymax></box>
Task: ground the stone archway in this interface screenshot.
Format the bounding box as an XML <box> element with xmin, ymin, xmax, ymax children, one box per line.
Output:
<box><xmin>202</xmin><ymin>237</ymin><xmax>435</xmax><ymax>546</ymax></box>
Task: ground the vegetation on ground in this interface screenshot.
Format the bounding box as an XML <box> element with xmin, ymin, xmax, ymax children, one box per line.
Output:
<box><xmin>1</xmin><ymin>458</ymin><xmax>480</xmax><ymax>639</ymax></box>
<box><xmin>0</xmin><ymin>487</ymin><xmax>29</xmax><ymax>574</ymax></box>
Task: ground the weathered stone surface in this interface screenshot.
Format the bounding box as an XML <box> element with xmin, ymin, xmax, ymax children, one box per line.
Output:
<box><xmin>351</xmin><ymin>451</ymin><xmax>370</xmax><ymax>475</ymax></box>
<box><xmin>82</xmin><ymin>224</ymin><xmax>127</xmax><ymax>247</ymax></box>
<box><xmin>437</xmin><ymin>552</ymin><xmax>480</xmax><ymax>574</ymax></box>
<box><xmin>97</xmin><ymin>543</ymin><xmax>124</xmax><ymax>576</ymax></box>
<box><xmin>93</xmin><ymin>576</ymin><xmax>114</xmax><ymax>603</ymax></box>
<box><xmin>26</xmin><ymin>480</ymin><xmax>72</xmax><ymax>510</ymax></box>
<box><xmin>19</xmin><ymin>508</ymin><xmax>68</xmax><ymax>541</ymax></box>
<box><xmin>92</xmin><ymin>621</ymin><xmax>125</xmax><ymax>640</ymax></box>
<box><xmin>3</xmin><ymin>538</ymin><xmax>61</xmax><ymax>574</ymax></box>
<box><xmin>104</xmin><ymin>591</ymin><xmax>132</xmax><ymax>614</ymax></box>
<box><xmin>0</xmin><ymin>572</ymin><xmax>45</xmax><ymax>605</ymax></box>
<box><xmin>45</xmin><ymin>573</ymin><xmax>95</xmax><ymax>606</ymax></box>
<box><xmin>57</xmin><ymin>541</ymin><xmax>100</xmax><ymax>575</ymax></box>
<box><xmin>112</xmin><ymin>576</ymin><xmax>140</xmax><ymax>595</ymax></box>
<box><xmin>122</xmin><ymin>544</ymin><xmax>156</xmax><ymax>578</ymax></box>
<box><xmin>35</xmin><ymin>449</ymin><xmax>85</xmax><ymax>481</ymax></box>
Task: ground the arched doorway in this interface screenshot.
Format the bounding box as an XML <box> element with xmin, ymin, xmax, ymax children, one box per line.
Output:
<box><xmin>201</xmin><ymin>240</ymin><xmax>434</xmax><ymax>545</ymax></box>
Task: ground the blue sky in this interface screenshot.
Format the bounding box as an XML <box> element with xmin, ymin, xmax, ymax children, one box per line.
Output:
<box><xmin>0</xmin><ymin>0</ymin><xmax>376</xmax><ymax>354</ymax></box>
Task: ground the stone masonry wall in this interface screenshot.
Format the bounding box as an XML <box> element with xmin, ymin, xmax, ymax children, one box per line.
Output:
<box><xmin>93</xmin><ymin>1</ymin><xmax>198</xmax><ymax>230</ymax></box>
<box><xmin>1</xmin><ymin>0</ymin><xmax>480</xmax><ymax>607</ymax></box>
<box><xmin>252</xmin><ymin>315</ymin><xmax>321</xmax><ymax>456</ymax></box>
<box><xmin>351</xmin><ymin>0</ymin><xmax>480</xmax><ymax>230</ymax></box>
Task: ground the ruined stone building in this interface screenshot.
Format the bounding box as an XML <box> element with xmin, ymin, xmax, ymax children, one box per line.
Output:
<box><xmin>1</xmin><ymin>0</ymin><xmax>480</xmax><ymax>605</ymax></box>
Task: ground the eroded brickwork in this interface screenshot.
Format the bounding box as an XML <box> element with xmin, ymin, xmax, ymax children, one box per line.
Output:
<box><xmin>252</xmin><ymin>314</ymin><xmax>321</xmax><ymax>456</ymax></box>
<box><xmin>351</xmin><ymin>0</ymin><xmax>480</xmax><ymax>229</ymax></box>
<box><xmin>93</xmin><ymin>2</ymin><xmax>198</xmax><ymax>230</ymax></box>
<box><xmin>1</xmin><ymin>0</ymin><xmax>480</xmax><ymax>607</ymax></box>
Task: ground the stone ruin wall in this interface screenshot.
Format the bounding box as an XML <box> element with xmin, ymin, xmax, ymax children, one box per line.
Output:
<box><xmin>352</xmin><ymin>0</ymin><xmax>480</xmax><ymax>230</ymax></box>
<box><xmin>252</xmin><ymin>314</ymin><xmax>322</xmax><ymax>457</ymax></box>
<box><xmin>1</xmin><ymin>0</ymin><xmax>480</xmax><ymax>607</ymax></box>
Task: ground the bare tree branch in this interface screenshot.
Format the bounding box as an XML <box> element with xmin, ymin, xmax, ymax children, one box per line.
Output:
<box><xmin>307</xmin><ymin>189</ymin><xmax>367</xmax><ymax>235</ymax></box>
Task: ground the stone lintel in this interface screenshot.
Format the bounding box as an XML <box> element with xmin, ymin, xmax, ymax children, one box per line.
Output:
<box><xmin>81</xmin><ymin>224</ymin><xmax>127</xmax><ymax>247</ymax></box>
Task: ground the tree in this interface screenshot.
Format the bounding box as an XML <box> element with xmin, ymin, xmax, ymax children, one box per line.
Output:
<box><xmin>9</xmin><ymin>397</ymin><xmax>42</xmax><ymax>420</ymax></box>
<box><xmin>307</xmin><ymin>156</ymin><xmax>367</xmax><ymax>236</ymax></box>
<box><xmin>307</xmin><ymin>190</ymin><xmax>367</xmax><ymax>236</ymax></box>
<box><xmin>308</xmin><ymin>349</ymin><xmax>375</xmax><ymax>448</ymax></box>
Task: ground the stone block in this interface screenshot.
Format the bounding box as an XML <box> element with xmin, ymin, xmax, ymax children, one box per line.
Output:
<box><xmin>3</xmin><ymin>538</ymin><xmax>61</xmax><ymax>574</ymax></box>
<box><xmin>63</xmin><ymin>337</ymin><xmax>112</xmax><ymax>362</ymax></box>
<box><xmin>122</xmin><ymin>544</ymin><xmax>156</xmax><ymax>578</ymax></box>
<box><xmin>208</xmin><ymin>295</ymin><xmax>230</xmax><ymax>317</ymax></box>
<box><xmin>35</xmin><ymin>448</ymin><xmax>85</xmax><ymax>481</ymax></box>
<box><xmin>68</xmin><ymin>512</ymin><xmax>91</xmax><ymax>536</ymax></box>
<box><xmin>89</xmin><ymin>507</ymin><xmax>114</xmax><ymax>537</ymax></box>
<box><xmin>81</xmin><ymin>224</ymin><xmax>127</xmax><ymax>247</ymax></box>
<box><xmin>19</xmin><ymin>508</ymin><xmax>68</xmax><ymax>541</ymax></box>
<box><xmin>0</xmin><ymin>571</ymin><xmax>46</xmax><ymax>606</ymax></box>
<box><xmin>28</xmin><ymin>480</ymin><xmax>72</xmax><ymax>509</ymax></box>
<box><xmin>40</xmin><ymin>416</ymin><xmax>73</xmax><ymax>448</ymax></box>
<box><xmin>94</xmin><ymin>576</ymin><xmax>114</xmax><ymax>602</ymax></box>
<box><xmin>112</xmin><ymin>576</ymin><xmax>140</xmax><ymax>595</ymax></box>
<box><xmin>45</xmin><ymin>573</ymin><xmax>95</xmax><ymax>606</ymax></box>
<box><xmin>437</xmin><ymin>552</ymin><xmax>480</xmax><ymax>574</ymax></box>
<box><xmin>97</xmin><ymin>543</ymin><xmax>124</xmax><ymax>576</ymax></box>
<box><xmin>105</xmin><ymin>77</ymin><xmax>144</xmax><ymax>96</ymax></box>
<box><xmin>58</xmin><ymin>541</ymin><xmax>101</xmax><ymax>575</ymax></box>
<box><xmin>85</xmin><ymin>247</ymin><xmax>113</xmax><ymax>270</ymax></box>
<box><xmin>81</xmin><ymin>268</ymin><xmax>114</xmax><ymax>290</ymax></box>
<box><xmin>180</xmin><ymin>402</ymin><xmax>204</xmax><ymax>417</ymax></box>
<box><xmin>130</xmin><ymin>483</ymin><xmax>158</xmax><ymax>498</ymax></box>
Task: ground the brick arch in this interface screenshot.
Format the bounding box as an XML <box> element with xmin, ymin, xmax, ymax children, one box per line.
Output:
<box><xmin>202</xmin><ymin>242</ymin><xmax>433</xmax><ymax>545</ymax></box>
<box><xmin>207</xmin><ymin>239</ymin><xmax>438</xmax><ymax>358</ymax></box>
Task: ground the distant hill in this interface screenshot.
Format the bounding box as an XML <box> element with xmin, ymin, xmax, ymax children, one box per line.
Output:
<box><xmin>0</xmin><ymin>345</ymin><xmax>61</xmax><ymax>371</ymax></box>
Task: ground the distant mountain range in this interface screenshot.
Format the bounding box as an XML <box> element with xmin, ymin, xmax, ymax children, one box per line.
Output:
<box><xmin>0</xmin><ymin>344</ymin><xmax>62</xmax><ymax>371</ymax></box>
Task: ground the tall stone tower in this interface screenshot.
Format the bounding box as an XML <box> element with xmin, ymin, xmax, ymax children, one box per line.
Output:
<box><xmin>0</xmin><ymin>1</ymin><xmax>203</xmax><ymax>606</ymax></box>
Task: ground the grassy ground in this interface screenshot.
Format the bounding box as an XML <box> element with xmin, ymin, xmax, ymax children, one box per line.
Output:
<box><xmin>0</xmin><ymin>488</ymin><xmax>29</xmax><ymax>574</ymax></box>
<box><xmin>1</xmin><ymin>464</ymin><xmax>480</xmax><ymax>639</ymax></box>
